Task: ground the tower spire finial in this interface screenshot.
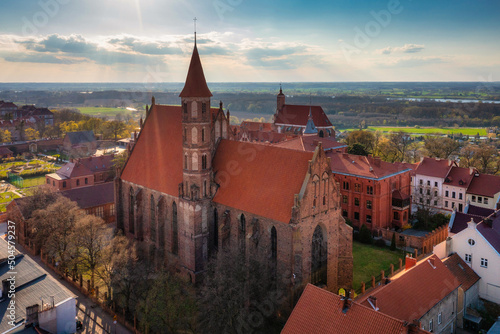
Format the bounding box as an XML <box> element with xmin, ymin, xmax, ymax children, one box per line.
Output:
<box><xmin>194</xmin><ymin>17</ymin><xmax>197</xmax><ymax>45</ymax></box>
<box><xmin>309</xmin><ymin>94</ymin><xmax>312</xmax><ymax>118</ymax></box>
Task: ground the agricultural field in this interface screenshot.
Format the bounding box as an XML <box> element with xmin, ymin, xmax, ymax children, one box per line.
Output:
<box><xmin>352</xmin><ymin>241</ymin><xmax>404</xmax><ymax>291</ymax></box>
<box><xmin>340</xmin><ymin>126</ymin><xmax>488</xmax><ymax>136</ymax></box>
<box><xmin>76</xmin><ymin>107</ymin><xmax>133</xmax><ymax>117</ymax></box>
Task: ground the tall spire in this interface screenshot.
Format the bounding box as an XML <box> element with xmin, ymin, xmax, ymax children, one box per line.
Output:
<box><xmin>179</xmin><ymin>21</ymin><xmax>212</xmax><ymax>98</ymax></box>
<box><xmin>194</xmin><ymin>17</ymin><xmax>197</xmax><ymax>45</ymax></box>
<box><xmin>304</xmin><ymin>95</ymin><xmax>317</xmax><ymax>135</ymax></box>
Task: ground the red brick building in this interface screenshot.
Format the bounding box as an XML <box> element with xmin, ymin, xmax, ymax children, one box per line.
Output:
<box><xmin>115</xmin><ymin>42</ymin><xmax>353</xmax><ymax>292</ymax></box>
<box><xmin>61</xmin><ymin>182</ymin><xmax>115</xmax><ymax>224</ymax></box>
<box><xmin>45</xmin><ymin>154</ymin><xmax>114</xmax><ymax>191</ymax></box>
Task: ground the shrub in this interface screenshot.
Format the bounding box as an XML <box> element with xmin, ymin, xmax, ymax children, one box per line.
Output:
<box><xmin>359</xmin><ymin>224</ymin><xmax>372</xmax><ymax>244</ymax></box>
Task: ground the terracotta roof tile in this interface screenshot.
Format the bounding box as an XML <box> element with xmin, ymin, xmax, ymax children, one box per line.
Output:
<box><xmin>56</xmin><ymin>162</ymin><xmax>93</xmax><ymax>178</ymax></box>
<box><xmin>415</xmin><ymin>157</ymin><xmax>455</xmax><ymax>179</ymax></box>
<box><xmin>61</xmin><ymin>182</ymin><xmax>114</xmax><ymax>209</ymax></box>
<box><xmin>444</xmin><ymin>166</ymin><xmax>475</xmax><ymax>188</ymax></box>
<box><xmin>282</xmin><ymin>284</ymin><xmax>410</xmax><ymax>334</ymax></box>
<box><xmin>240</xmin><ymin>121</ymin><xmax>273</xmax><ymax>132</ymax></box>
<box><xmin>443</xmin><ymin>253</ymin><xmax>480</xmax><ymax>291</ymax></box>
<box><xmin>358</xmin><ymin>254</ymin><xmax>460</xmax><ymax>323</ymax></box>
<box><xmin>245</xmin><ymin>130</ymin><xmax>288</xmax><ymax>143</ymax></box>
<box><xmin>327</xmin><ymin>152</ymin><xmax>411</xmax><ymax>179</ymax></box>
<box><xmin>274</xmin><ymin>135</ymin><xmax>347</xmax><ymax>152</ymax></box>
<box><xmin>275</xmin><ymin>105</ymin><xmax>332</xmax><ymax>127</ymax></box>
<box><xmin>121</xmin><ymin>105</ymin><xmax>183</xmax><ymax>196</ymax></box>
<box><xmin>179</xmin><ymin>45</ymin><xmax>212</xmax><ymax>98</ymax></box>
<box><xmin>467</xmin><ymin>173</ymin><xmax>500</xmax><ymax>197</ymax></box>
<box><xmin>213</xmin><ymin>140</ymin><xmax>312</xmax><ymax>223</ymax></box>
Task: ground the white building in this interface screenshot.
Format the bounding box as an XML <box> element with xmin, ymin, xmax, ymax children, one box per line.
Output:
<box><xmin>442</xmin><ymin>166</ymin><xmax>476</xmax><ymax>213</ymax></box>
<box><xmin>466</xmin><ymin>173</ymin><xmax>500</xmax><ymax>211</ymax></box>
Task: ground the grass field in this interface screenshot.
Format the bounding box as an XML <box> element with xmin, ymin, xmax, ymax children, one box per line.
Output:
<box><xmin>352</xmin><ymin>241</ymin><xmax>404</xmax><ymax>291</ymax></box>
<box><xmin>340</xmin><ymin>126</ymin><xmax>488</xmax><ymax>136</ymax></box>
<box><xmin>18</xmin><ymin>175</ymin><xmax>46</xmax><ymax>188</ymax></box>
<box><xmin>76</xmin><ymin>107</ymin><xmax>133</xmax><ymax>116</ymax></box>
<box><xmin>0</xmin><ymin>191</ymin><xmax>21</xmax><ymax>212</ymax></box>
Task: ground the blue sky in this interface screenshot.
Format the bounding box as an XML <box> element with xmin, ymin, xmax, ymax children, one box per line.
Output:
<box><xmin>0</xmin><ymin>0</ymin><xmax>499</xmax><ymax>82</ymax></box>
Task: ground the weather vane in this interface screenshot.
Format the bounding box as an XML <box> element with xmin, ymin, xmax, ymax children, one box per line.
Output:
<box><xmin>194</xmin><ymin>17</ymin><xmax>197</xmax><ymax>44</ymax></box>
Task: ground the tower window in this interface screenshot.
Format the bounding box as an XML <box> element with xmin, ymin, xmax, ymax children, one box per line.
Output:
<box><xmin>202</xmin><ymin>103</ymin><xmax>206</xmax><ymax>114</ymax></box>
<box><xmin>183</xmin><ymin>103</ymin><xmax>187</xmax><ymax>114</ymax></box>
<box><xmin>202</xmin><ymin>128</ymin><xmax>205</xmax><ymax>142</ymax></box>
<box><xmin>202</xmin><ymin>154</ymin><xmax>207</xmax><ymax>169</ymax></box>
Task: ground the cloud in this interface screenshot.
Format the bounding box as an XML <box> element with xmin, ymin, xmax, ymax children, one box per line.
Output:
<box><xmin>4</xmin><ymin>53</ymin><xmax>80</xmax><ymax>64</ymax></box>
<box><xmin>377</xmin><ymin>44</ymin><xmax>425</xmax><ymax>55</ymax></box>
<box><xmin>107</xmin><ymin>36</ymin><xmax>182</xmax><ymax>55</ymax></box>
<box><xmin>22</xmin><ymin>34</ymin><xmax>98</xmax><ymax>53</ymax></box>
<box><xmin>379</xmin><ymin>56</ymin><xmax>447</xmax><ymax>67</ymax></box>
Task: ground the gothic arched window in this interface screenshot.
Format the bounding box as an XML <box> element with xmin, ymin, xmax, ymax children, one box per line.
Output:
<box><xmin>158</xmin><ymin>199</ymin><xmax>165</xmax><ymax>249</ymax></box>
<box><xmin>192</xmin><ymin>127</ymin><xmax>198</xmax><ymax>144</ymax></box>
<box><xmin>191</xmin><ymin>101</ymin><xmax>198</xmax><ymax>118</ymax></box>
<box><xmin>202</xmin><ymin>154</ymin><xmax>207</xmax><ymax>170</ymax></box>
<box><xmin>311</xmin><ymin>225</ymin><xmax>327</xmax><ymax>286</ymax></box>
<box><xmin>202</xmin><ymin>128</ymin><xmax>205</xmax><ymax>142</ymax></box>
<box><xmin>172</xmin><ymin>202</ymin><xmax>178</xmax><ymax>255</ymax></box>
<box><xmin>129</xmin><ymin>187</ymin><xmax>135</xmax><ymax>234</ymax></box>
<box><xmin>271</xmin><ymin>226</ymin><xmax>277</xmax><ymax>280</ymax></box>
<box><xmin>239</xmin><ymin>214</ymin><xmax>246</xmax><ymax>255</ymax></box>
<box><xmin>213</xmin><ymin>208</ymin><xmax>218</xmax><ymax>251</ymax></box>
<box><xmin>192</xmin><ymin>153</ymin><xmax>199</xmax><ymax>171</ymax></box>
<box><xmin>150</xmin><ymin>195</ymin><xmax>156</xmax><ymax>242</ymax></box>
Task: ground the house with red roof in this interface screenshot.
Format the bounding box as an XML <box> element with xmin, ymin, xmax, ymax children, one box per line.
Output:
<box><xmin>414</xmin><ymin>157</ymin><xmax>457</xmax><ymax>213</ymax></box>
<box><xmin>115</xmin><ymin>41</ymin><xmax>353</xmax><ymax>292</ymax></box>
<box><xmin>435</xmin><ymin>209</ymin><xmax>500</xmax><ymax>305</ymax></box>
<box><xmin>442</xmin><ymin>166</ymin><xmax>477</xmax><ymax>213</ymax></box>
<box><xmin>357</xmin><ymin>254</ymin><xmax>461</xmax><ymax>333</ymax></box>
<box><xmin>273</xmin><ymin>87</ymin><xmax>335</xmax><ymax>138</ymax></box>
<box><xmin>466</xmin><ymin>173</ymin><xmax>500</xmax><ymax>211</ymax></box>
<box><xmin>282</xmin><ymin>284</ymin><xmax>429</xmax><ymax>334</ymax></box>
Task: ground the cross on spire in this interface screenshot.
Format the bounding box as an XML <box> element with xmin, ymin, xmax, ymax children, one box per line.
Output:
<box><xmin>194</xmin><ymin>17</ymin><xmax>197</xmax><ymax>45</ymax></box>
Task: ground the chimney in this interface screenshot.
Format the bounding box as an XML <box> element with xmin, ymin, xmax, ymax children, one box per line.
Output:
<box><xmin>342</xmin><ymin>290</ymin><xmax>353</xmax><ymax>313</ymax></box>
<box><xmin>446</xmin><ymin>237</ymin><xmax>453</xmax><ymax>256</ymax></box>
<box><xmin>367</xmin><ymin>296</ymin><xmax>378</xmax><ymax>311</ymax></box>
<box><xmin>405</xmin><ymin>255</ymin><xmax>417</xmax><ymax>270</ymax></box>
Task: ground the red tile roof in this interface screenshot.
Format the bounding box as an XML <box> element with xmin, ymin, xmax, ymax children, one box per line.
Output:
<box><xmin>442</xmin><ymin>253</ymin><xmax>480</xmax><ymax>291</ymax></box>
<box><xmin>61</xmin><ymin>182</ymin><xmax>114</xmax><ymax>209</ymax></box>
<box><xmin>245</xmin><ymin>130</ymin><xmax>288</xmax><ymax>143</ymax></box>
<box><xmin>179</xmin><ymin>45</ymin><xmax>212</xmax><ymax>98</ymax></box>
<box><xmin>394</xmin><ymin>161</ymin><xmax>418</xmax><ymax>176</ymax></box>
<box><xmin>275</xmin><ymin>105</ymin><xmax>332</xmax><ymax>127</ymax></box>
<box><xmin>358</xmin><ymin>254</ymin><xmax>460</xmax><ymax>323</ymax></box>
<box><xmin>78</xmin><ymin>154</ymin><xmax>115</xmax><ymax>173</ymax></box>
<box><xmin>240</xmin><ymin>121</ymin><xmax>273</xmax><ymax>132</ymax></box>
<box><xmin>56</xmin><ymin>162</ymin><xmax>93</xmax><ymax>179</ymax></box>
<box><xmin>444</xmin><ymin>166</ymin><xmax>475</xmax><ymax>189</ymax></box>
<box><xmin>282</xmin><ymin>284</ymin><xmax>411</xmax><ymax>334</ymax></box>
<box><xmin>212</xmin><ymin>140</ymin><xmax>313</xmax><ymax>223</ymax></box>
<box><xmin>121</xmin><ymin>105</ymin><xmax>183</xmax><ymax>196</ymax></box>
<box><xmin>467</xmin><ymin>173</ymin><xmax>500</xmax><ymax>197</ymax></box>
<box><xmin>415</xmin><ymin>157</ymin><xmax>455</xmax><ymax>179</ymax></box>
<box><xmin>0</xmin><ymin>147</ymin><xmax>13</xmax><ymax>155</ymax></box>
<box><xmin>274</xmin><ymin>135</ymin><xmax>346</xmax><ymax>152</ymax></box>
<box><xmin>327</xmin><ymin>152</ymin><xmax>411</xmax><ymax>179</ymax></box>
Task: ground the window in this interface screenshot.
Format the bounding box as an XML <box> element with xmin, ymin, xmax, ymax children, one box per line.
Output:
<box><xmin>202</xmin><ymin>128</ymin><xmax>205</xmax><ymax>142</ymax></box>
<box><xmin>183</xmin><ymin>103</ymin><xmax>187</xmax><ymax>114</ymax></box>
<box><xmin>472</xmin><ymin>195</ymin><xmax>476</xmax><ymax>202</ymax></box>
<box><xmin>271</xmin><ymin>226</ymin><xmax>277</xmax><ymax>275</ymax></box>
<box><xmin>239</xmin><ymin>214</ymin><xmax>246</xmax><ymax>255</ymax></box>
<box><xmin>77</xmin><ymin>179</ymin><xmax>80</xmax><ymax>186</ymax></box>
<box><xmin>419</xmin><ymin>179</ymin><xmax>423</xmax><ymax>185</ymax></box>
<box><xmin>183</xmin><ymin>128</ymin><xmax>187</xmax><ymax>142</ymax></box>
<box><xmin>172</xmin><ymin>202</ymin><xmax>178</xmax><ymax>255</ymax></box>
<box><xmin>459</xmin><ymin>203</ymin><xmax>463</xmax><ymax>212</ymax></box>
<box><xmin>419</xmin><ymin>188</ymin><xmax>423</xmax><ymax>194</ymax></box>
<box><xmin>465</xmin><ymin>254</ymin><xmax>472</xmax><ymax>263</ymax></box>
<box><xmin>354</xmin><ymin>198</ymin><xmax>360</xmax><ymax>206</ymax></box>
<box><xmin>85</xmin><ymin>178</ymin><xmax>88</xmax><ymax>185</ymax></box>
<box><xmin>485</xmin><ymin>198</ymin><xmax>489</xmax><ymax>205</ymax></box>
<box><xmin>426</xmin><ymin>199</ymin><xmax>430</xmax><ymax>205</ymax></box>
<box><xmin>343</xmin><ymin>181</ymin><xmax>349</xmax><ymax>190</ymax></box>
<box><xmin>478</xmin><ymin>197</ymin><xmax>483</xmax><ymax>204</ymax></box>
<box><xmin>46</xmin><ymin>178</ymin><xmax>49</xmax><ymax>184</ymax></box>
<box><xmin>468</xmin><ymin>238</ymin><xmax>475</xmax><ymax>246</ymax></box>
<box><xmin>202</xmin><ymin>103</ymin><xmax>207</xmax><ymax>114</ymax></box>
<box><xmin>427</xmin><ymin>180</ymin><xmax>430</xmax><ymax>186</ymax></box>
<box><xmin>367</xmin><ymin>186</ymin><xmax>373</xmax><ymax>195</ymax></box>
<box><xmin>62</xmin><ymin>181</ymin><xmax>66</xmax><ymax>188</ymax></box>
<box><xmin>366</xmin><ymin>215</ymin><xmax>372</xmax><ymax>223</ymax></box>
<box><xmin>459</xmin><ymin>193</ymin><xmax>463</xmax><ymax>200</ymax></box>
<box><xmin>342</xmin><ymin>195</ymin><xmax>348</xmax><ymax>204</ymax></box>
<box><xmin>429</xmin><ymin>319</ymin><xmax>433</xmax><ymax>332</ymax></box>
<box><xmin>452</xmin><ymin>202</ymin><xmax>455</xmax><ymax>208</ymax></box>
<box><xmin>452</xmin><ymin>191</ymin><xmax>456</xmax><ymax>199</ymax></box>
<box><xmin>434</xmin><ymin>200</ymin><xmax>438</xmax><ymax>206</ymax></box>
<box><xmin>427</xmin><ymin>189</ymin><xmax>431</xmax><ymax>195</ymax></box>
<box><xmin>366</xmin><ymin>200</ymin><xmax>372</xmax><ymax>209</ymax></box>
<box><xmin>445</xmin><ymin>190</ymin><xmax>449</xmax><ymax>197</ymax></box>
<box><xmin>445</xmin><ymin>201</ymin><xmax>448</xmax><ymax>207</ymax></box>
<box><xmin>354</xmin><ymin>212</ymin><xmax>360</xmax><ymax>220</ymax></box>
<box><xmin>342</xmin><ymin>210</ymin><xmax>348</xmax><ymax>217</ymax></box>
<box><xmin>354</xmin><ymin>183</ymin><xmax>361</xmax><ymax>192</ymax></box>
<box><xmin>150</xmin><ymin>195</ymin><xmax>156</xmax><ymax>242</ymax></box>
<box><xmin>202</xmin><ymin>154</ymin><xmax>207</xmax><ymax>170</ymax></box>
<box><xmin>438</xmin><ymin>313</ymin><xmax>442</xmax><ymax>325</ymax></box>
<box><xmin>191</xmin><ymin>101</ymin><xmax>198</xmax><ymax>118</ymax></box>
<box><xmin>394</xmin><ymin>212</ymin><xmax>400</xmax><ymax>220</ymax></box>
<box><xmin>420</xmin><ymin>198</ymin><xmax>423</xmax><ymax>203</ymax></box>
<box><xmin>435</xmin><ymin>191</ymin><xmax>438</xmax><ymax>196</ymax></box>
<box><xmin>481</xmin><ymin>258</ymin><xmax>488</xmax><ymax>268</ymax></box>
<box><xmin>434</xmin><ymin>182</ymin><xmax>438</xmax><ymax>187</ymax></box>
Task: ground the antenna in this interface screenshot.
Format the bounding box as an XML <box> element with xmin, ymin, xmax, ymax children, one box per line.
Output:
<box><xmin>194</xmin><ymin>17</ymin><xmax>197</xmax><ymax>44</ymax></box>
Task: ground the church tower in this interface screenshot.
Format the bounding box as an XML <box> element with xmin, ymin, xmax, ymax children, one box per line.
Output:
<box><xmin>178</xmin><ymin>39</ymin><xmax>213</xmax><ymax>281</ymax></box>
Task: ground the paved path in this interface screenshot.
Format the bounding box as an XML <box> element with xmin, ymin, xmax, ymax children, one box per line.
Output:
<box><xmin>15</xmin><ymin>242</ymin><xmax>133</xmax><ymax>334</ymax></box>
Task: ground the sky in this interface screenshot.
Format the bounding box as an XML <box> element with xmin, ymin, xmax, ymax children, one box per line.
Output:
<box><xmin>0</xmin><ymin>0</ymin><xmax>499</xmax><ymax>82</ymax></box>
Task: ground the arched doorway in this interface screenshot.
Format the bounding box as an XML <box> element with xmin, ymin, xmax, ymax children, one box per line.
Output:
<box><xmin>311</xmin><ymin>225</ymin><xmax>327</xmax><ymax>286</ymax></box>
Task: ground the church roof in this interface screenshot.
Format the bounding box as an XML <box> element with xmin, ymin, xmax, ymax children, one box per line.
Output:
<box><xmin>179</xmin><ymin>45</ymin><xmax>212</xmax><ymax>98</ymax></box>
<box><xmin>213</xmin><ymin>140</ymin><xmax>313</xmax><ymax>223</ymax></box>
<box><xmin>121</xmin><ymin>105</ymin><xmax>184</xmax><ymax>196</ymax></box>
<box><xmin>275</xmin><ymin>105</ymin><xmax>332</xmax><ymax>127</ymax></box>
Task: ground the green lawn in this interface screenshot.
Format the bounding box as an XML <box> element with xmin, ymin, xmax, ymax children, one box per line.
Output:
<box><xmin>0</xmin><ymin>191</ymin><xmax>20</xmax><ymax>212</ymax></box>
<box><xmin>77</xmin><ymin>107</ymin><xmax>133</xmax><ymax>116</ymax></box>
<box><xmin>340</xmin><ymin>126</ymin><xmax>488</xmax><ymax>136</ymax></box>
<box><xmin>19</xmin><ymin>175</ymin><xmax>46</xmax><ymax>188</ymax></box>
<box><xmin>352</xmin><ymin>241</ymin><xmax>404</xmax><ymax>292</ymax></box>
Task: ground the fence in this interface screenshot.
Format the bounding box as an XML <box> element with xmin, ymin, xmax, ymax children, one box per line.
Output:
<box><xmin>22</xmin><ymin>243</ymin><xmax>142</xmax><ymax>334</ymax></box>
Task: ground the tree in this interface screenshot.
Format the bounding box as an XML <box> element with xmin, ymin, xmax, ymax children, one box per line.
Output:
<box><xmin>347</xmin><ymin>143</ymin><xmax>369</xmax><ymax>156</ymax></box>
<box><xmin>390</xmin><ymin>233</ymin><xmax>396</xmax><ymax>251</ymax></box>
<box><xmin>459</xmin><ymin>144</ymin><xmax>477</xmax><ymax>168</ymax></box>
<box><xmin>74</xmin><ymin>214</ymin><xmax>111</xmax><ymax>289</ymax></box>
<box><xmin>424</xmin><ymin>136</ymin><xmax>460</xmax><ymax>159</ymax></box>
<box><xmin>30</xmin><ymin>196</ymin><xmax>81</xmax><ymax>270</ymax></box>
<box><xmin>136</xmin><ymin>271</ymin><xmax>197</xmax><ymax>333</ymax></box>
<box><xmin>345</xmin><ymin>130</ymin><xmax>376</xmax><ymax>154</ymax></box>
<box><xmin>388</xmin><ymin>131</ymin><xmax>412</xmax><ymax>162</ymax></box>
<box><xmin>473</xmin><ymin>143</ymin><xmax>497</xmax><ymax>174</ymax></box>
<box><xmin>359</xmin><ymin>224</ymin><xmax>372</xmax><ymax>244</ymax></box>
<box><xmin>105</xmin><ymin>120</ymin><xmax>127</xmax><ymax>140</ymax></box>
<box><xmin>112</xmin><ymin>150</ymin><xmax>129</xmax><ymax>173</ymax></box>
<box><xmin>25</xmin><ymin>128</ymin><xmax>40</xmax><ymax>141</ymax></box>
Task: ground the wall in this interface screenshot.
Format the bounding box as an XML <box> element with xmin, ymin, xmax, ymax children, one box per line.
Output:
<box><xmin>465</xmin><ymin>193</ymin><xmax>499</xmax><ymax>211</ymax></box>
<box><xmin>56</xmin><ymin>297</ymin><xmax>77</xmax><ymax>334</ymax></box>
<box><xmin>0</xmin><ymin>138</ymin><xmax>62</xmax><ymax>155</ymax></box>
<box><xmin>379</xmin><ymin>225</ymin><xmax>448</xmax><ymax>254</ymax></box>
<box><xmin>419</xmin><ymin>288</ymin><xmax>458</xmax><ymax>333</ymax></box>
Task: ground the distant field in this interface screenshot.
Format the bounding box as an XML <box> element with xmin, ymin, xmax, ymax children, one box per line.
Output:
<box><xmin>76</xmin><ymin>107</ymin><xmax>132</xmax><ymax>116</ymax></box>
<box><xmin>340</xmin><ymin>126</ymin><xmax>488</xmax><ymax>136</ymax></box>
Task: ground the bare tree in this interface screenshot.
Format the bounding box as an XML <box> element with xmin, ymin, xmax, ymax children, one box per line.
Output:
<box><xmin>424</xmin><ymin>136</ymin><xmax>460</xmax><ymax>159</ymax></box>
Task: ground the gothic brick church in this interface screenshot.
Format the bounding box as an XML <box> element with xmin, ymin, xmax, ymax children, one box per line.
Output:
<box><xmin>115</xmin><ymin>41</ymin><xmax>353</xmax><ymax>293</ymax></box>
